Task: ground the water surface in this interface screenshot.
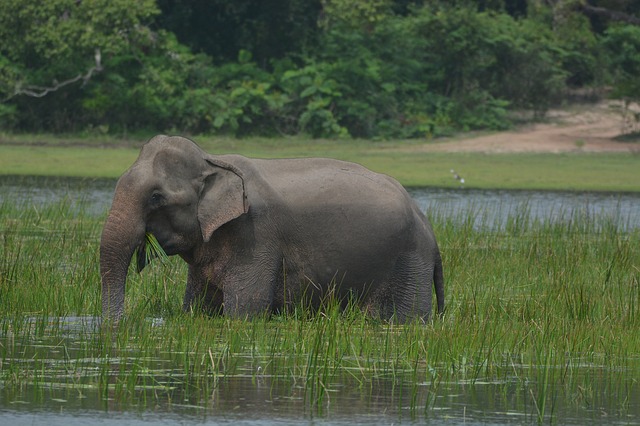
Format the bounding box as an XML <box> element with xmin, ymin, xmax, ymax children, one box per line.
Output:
<box><xmin>1</xmin><ymin>175</ymin><xmax>638</xmax><ymax>230</ymax></box>
<box><xmin>2</xmin><ymin>317</ymin><xmax>637</xmax><ymax>425</ymax></box>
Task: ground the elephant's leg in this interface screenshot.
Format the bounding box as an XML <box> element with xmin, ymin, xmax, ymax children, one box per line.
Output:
<box><xmin>223</xmin><ymin>285</ymin><xmax>274</xmax><ymax>318</ymax></box>
<box><xmin>382</xmin><ymin>252</ymin><xmax>432</xmax><ymax>323</ymax></box>
<box><xmin>221</xmin><ymin>266</ymin><xmax>277</xmax><ymax>318</ymax></box>
<box><xmin>183</xmin><ymin>265</ymin><xmax>223</xmax><ymax>315</ymax></box>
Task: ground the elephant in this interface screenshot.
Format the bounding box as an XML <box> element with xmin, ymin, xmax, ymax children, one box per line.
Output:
<box><xmin>100</xmin><ymin>135</ymin><xmax>444</xmax><ymax>322</ymax></box>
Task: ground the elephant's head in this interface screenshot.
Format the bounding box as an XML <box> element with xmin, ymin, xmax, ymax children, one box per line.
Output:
<box><xmin>100</xmin><ymin>135</ymin><xmax>249</xmax><ymax>321</ymax></box>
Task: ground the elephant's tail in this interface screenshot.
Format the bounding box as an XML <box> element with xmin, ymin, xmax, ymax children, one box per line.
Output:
<box><xmin>434</xmin><ymin>251</ymin><xmax>445</xmax><ymax>317</ymax></box>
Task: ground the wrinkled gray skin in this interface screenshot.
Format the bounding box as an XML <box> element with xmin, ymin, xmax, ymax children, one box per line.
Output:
<box><xmin>100</xmin><ymin>135</ymin><xmax>444</xmax><ymax>322</ymax></box>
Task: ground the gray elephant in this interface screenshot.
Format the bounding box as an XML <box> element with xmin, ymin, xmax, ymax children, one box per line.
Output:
<box><xmin>100</xmin><ymin>135</ymin><xmax>444</xmax><ymax>322</ymax></box>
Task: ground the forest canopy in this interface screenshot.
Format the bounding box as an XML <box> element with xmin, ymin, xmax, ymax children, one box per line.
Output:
<box><xmin>1</xmin><ymin>0</ymin><xmax>639</xmax><ymax>139</ymax></box>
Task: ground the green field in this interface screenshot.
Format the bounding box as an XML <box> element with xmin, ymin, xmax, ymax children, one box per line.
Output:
<box><xmin>1</xmin><ymin>135</ymin><xmax>639</xmax><ymax>191</ymax></box>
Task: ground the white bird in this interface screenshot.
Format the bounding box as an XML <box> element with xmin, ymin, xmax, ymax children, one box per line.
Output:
<box><xmin>450</xmin><ymin>169</ymin><xmax>465</xmax><ymax>185</ymax></box>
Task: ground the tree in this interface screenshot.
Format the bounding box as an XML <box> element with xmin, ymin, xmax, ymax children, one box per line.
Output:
<box><xmin>155</xmin><ymin>0</ymin><xmax>322</xmax><ymax>67</ymax></box>
<box><xmin>602</xmin><ymin>24</ymin><xmax>640</xmax><ymax>133</ymax></box>
<box><xmin>0</xmin><ymin>0</ymin><xmax>158</xmax><ymax>129</ymax></box>
<box><xmin>581</xmin><ymin>1</ymin><xmax>640</xmax><ymax>27</ymax></box>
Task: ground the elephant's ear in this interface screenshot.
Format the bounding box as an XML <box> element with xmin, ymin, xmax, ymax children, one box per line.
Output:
<box><xmin>198</xmin><ymin>158</ymin><xmax>249</xmax><ymax>242</ymax></box>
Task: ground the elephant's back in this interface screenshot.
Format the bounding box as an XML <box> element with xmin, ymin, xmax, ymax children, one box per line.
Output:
<box><xmin>220</xmin><ymin>154</ymin><xmax>423</xmax><ymax>243</ymax></box>
<box><xmin>220</xmin><ymin>154</ymin><xmax>432</xmax><ymax>233</ymax></box>
<box><xmin>249</xmin><ymin>157</ymin><xmax>406</xmax><ymax>204</ymax></box>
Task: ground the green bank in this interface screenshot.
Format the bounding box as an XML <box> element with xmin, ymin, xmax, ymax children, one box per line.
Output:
<box><xmin>0</xmin><ymin>136</ymin><xmax>639</xmax><ymax>192</ymax></box>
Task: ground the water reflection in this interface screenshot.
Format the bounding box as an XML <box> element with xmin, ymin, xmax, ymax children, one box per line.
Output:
<box><xmin>0</xmin><ymin>175</ymin><xmax>116</xmax><ymax>216</ymax></box>
<box><xmin>1</xmin><ymin>317</ymin><xmax>638</xmax><ymax>425</ymax></box>
<box><xmin>408</xmin><ymin>187</ymin><xmax>640</xmax><ymax>231</ymax></box>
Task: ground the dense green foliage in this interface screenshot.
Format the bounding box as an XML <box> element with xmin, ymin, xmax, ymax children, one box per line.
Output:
<box><xmin>1</xmin><ymin>0</ymin><xmax>639</xmax><ymax>138</ymax></box>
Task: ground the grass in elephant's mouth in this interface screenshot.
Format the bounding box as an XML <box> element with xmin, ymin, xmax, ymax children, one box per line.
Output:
<box><xmin>0</xmin><ymin>196</ymin><xmax>639</xmax><ymax>422</ymax></box>
<box><xmin>141</xmin><ymin>232</ymin><xmax>169</xmax><ymax>264</ymax></box>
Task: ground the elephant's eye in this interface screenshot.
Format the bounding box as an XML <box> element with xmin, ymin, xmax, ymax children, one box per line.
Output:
<box><xmin>150</xmin><ymin>192</ymin><xmax>166</xmax><ymax>208</ymax></box>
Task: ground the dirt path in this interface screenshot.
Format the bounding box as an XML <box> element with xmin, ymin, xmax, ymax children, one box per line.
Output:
<box><xmin>420</xmin><ymin>101</ymin><xmax>640</xmax><ymax>154</ymax></box>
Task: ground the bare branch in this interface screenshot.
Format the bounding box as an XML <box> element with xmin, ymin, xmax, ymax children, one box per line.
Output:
<box><xmin>4</xmin><ymin>49</ymin><xmax>103</xmax><ymax>101</ymax></box>
<box><xmin>581</xmin><ymin>5</ymin><xmax>640</xmax><ymax>26</ymax></box>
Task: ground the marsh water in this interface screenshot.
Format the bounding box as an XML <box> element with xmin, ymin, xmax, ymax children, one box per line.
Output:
<box><xmin>3</xmin><ymin>317</ymin><xmax>638</xmax><ymax>426</ymax></box>
<box><xmin>1</xmin><ymin>176</ymin><xmax>640</xmax><ymax>425</ymax></box>
<box><xmin>1</xmin><ymin>175</ymin><xmax>639</xmax><ymax>230</ymax></box>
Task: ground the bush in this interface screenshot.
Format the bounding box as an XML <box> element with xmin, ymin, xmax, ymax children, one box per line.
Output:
<box><xmin>602</xmin><ymin>25</ymin><xmax>640</xmax><ymax>102</ymax></box>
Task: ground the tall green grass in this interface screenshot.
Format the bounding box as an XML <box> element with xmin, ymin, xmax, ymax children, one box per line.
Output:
<box><xmin>1</xmin><ymin>194</ymin><xmax>638</xmax><ymax>422</ymax></box>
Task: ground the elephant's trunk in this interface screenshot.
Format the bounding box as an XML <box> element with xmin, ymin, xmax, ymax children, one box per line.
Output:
<box><xmin>99</xmin><ymin>192</ymin><xmax>145</xmax><ymax>322</ymax></box>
